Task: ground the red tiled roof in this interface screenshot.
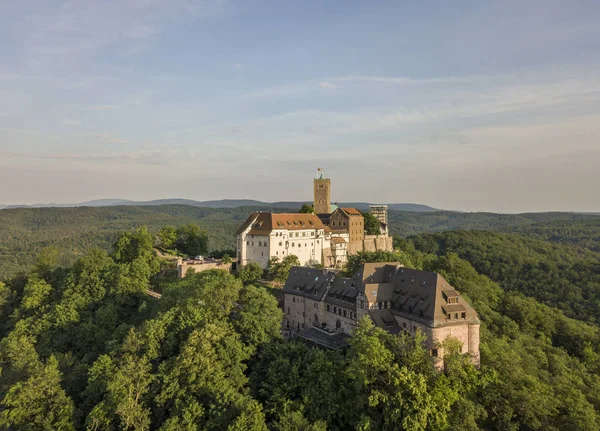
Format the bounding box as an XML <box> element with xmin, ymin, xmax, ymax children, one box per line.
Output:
<box><xmin>239</xmin><ymin>212</ymin><xmax>328</xmax><ymax>235</ymax></box>
<box><xmin>339</xmin><ymin>207</ymin><xmax>363</xmax><ymax>217</ymax></box>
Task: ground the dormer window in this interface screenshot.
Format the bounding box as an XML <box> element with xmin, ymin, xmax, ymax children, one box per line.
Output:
<box><xmin>442</xmin><ymin>290</ymin><xmax>459</xmax><ymax>304</ymax></box>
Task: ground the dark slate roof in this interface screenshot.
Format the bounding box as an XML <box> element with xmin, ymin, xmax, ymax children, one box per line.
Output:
<box><xmin>283</xmin><ymin>267</ymin><xmax>336</xmax><ymax>301</ymax></box>
<box><xmin>316</xmin><ymin>213</ymin><xmax>332</xmax><ymax>225</ymax></box>
<box><xmin>370</xmin><ymin>309</ymin><xmax>399</xmax><ymax>329</ymax></box>
<box><xmin>284</xmin><ymin>263</ymin><xmax>480</xmax><ymax>328</ymax></box>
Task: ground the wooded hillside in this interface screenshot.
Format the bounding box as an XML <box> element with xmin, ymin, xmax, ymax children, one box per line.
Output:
<box><xmin>0</xmin><ymin>227</ymin><xmax>598</xmax><ymax>429</ymax></box>
<box><xmin>2</xmin><ymin>205</ymin><xmax>599</xmax><ymax>278</ymax></box>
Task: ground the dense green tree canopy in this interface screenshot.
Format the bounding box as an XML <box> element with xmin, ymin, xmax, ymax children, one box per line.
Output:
<box><xmin>238</xmin><ymin>263</ymin><xmax>264</xmax><ymax>286</ymax></box>
<box><xmin>0</xmin><ymin>223</ymin><xmax>599</xmax><ymax>430</ymax></box>
<box><xmin>267</xmin><ymin>255</ymin><xmax>300</xmax><ymax>282</ymax></box>
<box><xmin>299</xmin><ymin>204</ymin><xmax>314</xmax><ymax>214</ymax></box>
<box><xmin>361</xmin><ymin>211</ymin><xmax>382</xmax><ymax>235</ymax></box>
<box><xmin>174</xmin><ymin>224</ymin><xmax>209</xmax><ymax>256</ymax></box>
<box><xmin>410</xmin><ymin>230</ymin><xmax>600</xmax><ymax>324</ymax></box>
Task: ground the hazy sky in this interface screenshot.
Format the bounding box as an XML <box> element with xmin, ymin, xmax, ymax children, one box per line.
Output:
<box><xmin>1</xmin><ymin>0</ymin><xmax>599</xmax><ymax>212</ymax></box>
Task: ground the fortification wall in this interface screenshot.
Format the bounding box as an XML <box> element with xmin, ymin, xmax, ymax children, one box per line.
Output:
<box><xmin>178</xmin><ymin>261</ymin><xmax>232</xmax><ymax>278</ymax></box>
<box><xmin>347</xmin><ymin>235</ymin><xmax>394</xmax><ymax>255</ymax></box>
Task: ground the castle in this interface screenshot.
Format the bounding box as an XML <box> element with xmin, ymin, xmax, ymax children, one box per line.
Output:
<box><xmin>282</xmin><ymin>263</ymin><xmax>481</xmax><ymax>369</ymax></box>
<box><xmin>235</xmin><ymin>170</ymin><xmax>480</xmax><ymax>368</ymax></box>
<box><xmin>235</xmin><ymin>169</ymin><xmax>393</xmax><ymax>268</ymax></box>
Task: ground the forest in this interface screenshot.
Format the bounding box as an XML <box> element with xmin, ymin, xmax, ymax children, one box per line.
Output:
<box><xmin>1</xmin><ymin>204</ymin><xmax>600</xmax><ymax>278</ymax></box>
<box><xmin>0</xmin><ymin>221</ymin><xmax>599</xmax><ymax>430</ymax></box>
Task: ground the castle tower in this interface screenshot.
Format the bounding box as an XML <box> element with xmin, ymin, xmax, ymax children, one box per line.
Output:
<box><xmin>313</xmin><ymin>168</ymin><xmax>331</xmax><ymax>214</ymax></box>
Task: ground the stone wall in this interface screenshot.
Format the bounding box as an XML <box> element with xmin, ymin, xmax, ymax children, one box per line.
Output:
<box><xmin>283</xmin><ymin>293</ymin><xmax>358</xmax><ymax>334</ymax></box>
<box><xmin>322</xmin><ymin>303</ymin><xmax>357</xmax><ymax>333</ymax></box>
<box><xmin>283</xmin><ymin>293</ymin><xmax>310</xmax><ymax>332</ymax></box>
<box><xmin>390</xmin><ymin>313</ymin><xmax>480</xmax><ymax>369</ymax></box>
<box><xmin>430</xmin><ymin>323</ymin><xmax>480</xmax><ymax>368</ymax></box>
<box><xmin>347</xmin><ymin>235</ymin><xmax>394</xmax><ymax>255</ymax></box>
<box><xmin>283</xmin><ymin>292</ymin><xmax>480</xmax><ymax>369</ymax></box>
<box><xmin>178</xmin><ymin>261</ymin><xmax>232</xmax><ymax>278</ymax></box>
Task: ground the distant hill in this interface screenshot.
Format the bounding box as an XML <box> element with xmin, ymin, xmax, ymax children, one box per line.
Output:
<box><xmin>1</xmin><ymin>204</ymin><xmax>600</xmax><ymax>279</ymax></box>
<box><xmin>0</xmin><ymin>199</ymin><xmax>440</xmax><ymax>212</ymax></box>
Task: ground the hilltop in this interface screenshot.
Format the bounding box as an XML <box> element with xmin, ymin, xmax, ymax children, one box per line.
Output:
<box><xmin>0</xmin><ymin>199</ymin><xmax>439</xmax><ymax>212</ymax></box>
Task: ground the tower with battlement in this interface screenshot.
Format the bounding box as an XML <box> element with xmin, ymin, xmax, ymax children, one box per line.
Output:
<box><xmin>313</xmin><ymin>168</ymin><xmax>331</xmax><ymax>214</ymax></box>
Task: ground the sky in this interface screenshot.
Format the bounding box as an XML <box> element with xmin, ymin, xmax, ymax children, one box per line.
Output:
<box><xmin>1</xmin><ymin>0</ymin><xmax>599</xmax><ymax>213</ymax></box>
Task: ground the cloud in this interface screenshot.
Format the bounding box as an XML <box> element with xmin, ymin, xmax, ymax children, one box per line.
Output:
<box><xmin>87</xmin><ymin>104</ymin><xmax>126</xmax><ymax>111</ymax></box>
<box><xmin>233</xmin><ymin>63</ymin><xmax>243</xmax><ymax>70</ymax></box>
<box><xmin>127</xmin><ymin>25</ymin><xmax>157</xmax><ymax>39</ymax></box>
<box><xmin>61</xmin><ymin>118</ymin><xmax>81</xmax><ymax>126</ymax></box>
<box><xmin>319</xmin><ymin>81</ymin><xmax>336</xmax><ymax>89</ymax></box>
<box><xmin>1</xmin><ymin>149</ymin><xmax>166</xmax><ymax>166</ymax></box>
<box><xmin>10</xmin><ymin>0</ymin><xmax>230</xmax><ymax>69</ymax></box>
<box><xmin>85</xmin><ymin>134</ymin><xmax>130</xmax><ymax>144</ymax></box>
<box><xmin>334</xmin><ymin>75</ymin><xmax>461</xmax><ymax>85</ymax></box>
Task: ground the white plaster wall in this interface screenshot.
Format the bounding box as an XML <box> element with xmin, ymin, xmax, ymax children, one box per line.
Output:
<box><xmin>241</xmin><ymin>226</ymin><xmax>330</xmax><ymax>268</ymax></box>
<box><xmin>243</xmin><ymin>234</ymin><xmax>271</xmax><ymax>268</ymax></box>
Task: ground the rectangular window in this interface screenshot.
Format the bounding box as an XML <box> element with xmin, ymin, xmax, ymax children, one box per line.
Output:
<box><xmin>429</xmin><ymin>349</ymin><xmax>438</xmax><ymax>357</ymax></box>
<box><xmin>461</xmin><ymin>312</ymin><xmax>466</xmax><ymax>319</ymax></box>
